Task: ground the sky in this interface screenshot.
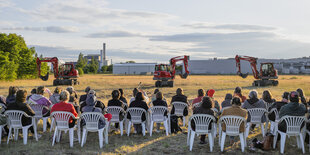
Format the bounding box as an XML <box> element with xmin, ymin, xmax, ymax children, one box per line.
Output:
<box><xmin>1</xmin><ymin>0</ymin><xmax>310</xmax><ymax>63</ymax></box>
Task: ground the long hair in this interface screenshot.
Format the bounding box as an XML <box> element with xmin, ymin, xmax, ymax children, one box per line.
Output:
<box><xmin>262</xmin><ymin>90</ymin><xmax>273</xmax><ymax>103</ymax></box>
<box><xmin>198</xmin><ymin>89</ymin><xmax>205</xmax><ymax>97</ymax></box>
<box><xmin>296</xmin><ymin>88</ymin><xmax>307</xmax><ymax>104</ymax></box>
<box><xmin>135</xmin><ymin>92</ymin><xmax>145</xmax><ymax>101</ymax></box>
<box><xmin>16</xmin><ymin>90</ymin><xmax>27</xmax><ymax>103</ymax></box>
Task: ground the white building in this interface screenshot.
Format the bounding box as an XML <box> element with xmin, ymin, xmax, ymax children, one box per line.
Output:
<box><xmin>113</xmin><ymin>63</ymin><xmax>156</xmax><ymax>75</ymax></box>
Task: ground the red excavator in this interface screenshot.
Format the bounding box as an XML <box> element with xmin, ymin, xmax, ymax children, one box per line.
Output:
<box><xmin>36</xmin><ymin>57</ymin><xmax>79</xmax><ymax>86</ymax></box>
<box><xmin>235</xmin><ymin>55</ymin><xmax>278</xmax><ymax>86</ymax></box>
<box><xmin>153</xmin><ymin>55</ymin><xmax>190</xmax><ymax>87</ymax></box>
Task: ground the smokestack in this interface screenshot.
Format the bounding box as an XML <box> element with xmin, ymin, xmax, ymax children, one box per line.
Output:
<box><xmin>103</xmin><ymin>43</ymin><xmax>106</xmax><ymax>61</ymax></box>
<box><xmin>100</xmin><ymin>50</ymin><xmax>103</xmax><ymax>65</ymax></box>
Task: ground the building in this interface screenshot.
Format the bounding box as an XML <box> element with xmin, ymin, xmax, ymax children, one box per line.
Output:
<box><xmin>113</xmin><ymin>63</ymin><xmax>156</xmax><ymax>75</ymax></box>
<box><xmin>82</xmin><ymin>43</ymin><xmax>109</xmax><ymax>71</ymax></box>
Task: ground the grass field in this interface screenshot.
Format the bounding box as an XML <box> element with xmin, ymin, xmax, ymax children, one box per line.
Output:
<box><xmin>0</xmin><ymin>74</ymin><xmax>309</xmax><ymax>154</ymax></box>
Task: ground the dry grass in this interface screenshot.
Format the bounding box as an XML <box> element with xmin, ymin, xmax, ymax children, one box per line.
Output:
<box><xmin>0</xmin><ymin>74</ymin><xmax>309</xmax><ymax>154</ymax></box>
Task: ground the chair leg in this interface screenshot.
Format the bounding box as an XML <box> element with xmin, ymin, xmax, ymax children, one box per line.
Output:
<box><xmin>187</xmin><ymin>128</ymin><xmax>191</xmax><ymax>146</ymax></box>
<box><xmin>33</xmin><ymin>124</ymin><xmax>38</xmax><ymax>141</ymax></box>
<box><xmin>183</xmin><ymin>116</ymin><xmax>186</xmax><ymax>127</ymax></box>
<box><xmin>52</xmin><ymin>129</ymin><xmax>58</xmax><ymax>146</ymax></box>
<box><xmin>98</xmin><ymin>130</ymin><xmax>103</xmax><ymax>148</ymax></box>
<box><xmin>127</xmin><ymin>121</ymin><xmax>131</xmax><ymax>136</ymax></box>
<box><xmin>280</xmin><ymin>133</ymin><xmax>286</xmax><ymax>154</ymax></box>
<box><xmin>261</xmin><ymin>123</ymin><xmax>265</xmax><ymax>137</ymax></box>
<box><xmin>149</xmin><ymin>121</ymin><xmax>154</xmax><ymax>136</ymax></box>
<box><xmin>120</xmin><ymin>121</ymin><xmax>123</xmax><ymax>136</ymax></box>
<box><xmin>0</xmin><ymin>126</ymin><xmax>2</xmax><ymax>144</ymax></box>
<box><xmin>239</xmin><ymin>133</ymin><xmax>245</xmax><ymax>152</ymax></box>
<box><xmin>189</xmin><ymin>131</ymin><xmax>195</xmax><ymax>151</ymax></box>
<box><xmin>142</xmin><ymin>123</ymin><xmax>146</xmax><ymax>136</ymax></box>
<box><xmin>69</xmin><ymin>129</ymin><xmax>74</xmax><ymax>147</ymax></box>
<box><xmin>297</xmin><ymin>135</ymin><xmax>301</xmax><ymax>148</ymax></box>
<box><xmin>22</xmin><ymin>127</ymin><xmax>28</xmax><ymax>145</ymax></box>
<box><xmin>299</xmin><ymin>133</ymin><xmax>305</xmax><ymax>154</ymax></box>
<box><xmin>164</xmin><ymin>120</ymin><xmax>169</xmax><ymax>136</ymax></box>
<box><xmin>43</xmin><ymin>118</ymin><xmax>47</xmax><ymax>132</ymax></box>
<box><xmin>7</xmin><ymin>127</ymin><xmax>12</xmax><ymax>144</ymax></box>
<box><xmin>273</xmin><ymin>132</ymin><xmax>278</xmax><ymax>149</ymax></box>
<box><xmin>14</xmin><ymin>129</ymin><xmax>18</xmax><ymax>141</ymax></box>
<box><xmin>105</xmin><ymin>127</ymin><xmax>109</xmax><ymax>144</ymax></box>
<box><xmin>220</xmin><ymin>132</ymin><xmax>226</xmax><ymax>152</ymax></box>
<box><xmin>81</xmin><ymin>129</ymin><xmax>86</xmax><ymax>147</ymax></box>
<box><xmin>245</xmin><ymin>123</ymin><xmax>250</xmax><ymax>138</ymax></box>
<box><xmin>208</xmin><ymin>133</ymin><xmax>214</xmax><ymax>152</ymax></box>
<box><xmin>57</xmin><ymin>130</ymin><xmax>61</xmax><ymax>142</ymax></box>
<box><xmin>50</xmin><ymin>118</ymin><xmax>54</xmax><ymax>132</ymax></box>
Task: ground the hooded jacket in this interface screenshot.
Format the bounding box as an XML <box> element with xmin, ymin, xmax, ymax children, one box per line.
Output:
<box><xmin>221</xmin><ymin>94</ymin><xmax>233</xmax><ymax>108</ymax></box>
<box><xmin>6</xmin><ymin>95</ymin><xmax>16</xmax><ymax>105</ymax></box>
<box><xmin>242</xmin><ymin>98</ymin><xmax>266</xmax><ymax>122</ymax></box>
<box><xmin>278</xmin><ymin>102</ymin><xmax>306</xmax><ymax>132</ymax></box>
<box><xmin>28</xmin><ymin>94</ymin><xmax>52</xmax><ymax>115</ymax></box>
<box><xmin>50</xmin><ymin>93</ymin><xmax>61</xmax><ymax>104</ymax></box>
<box><xmin>81</xmin><ymin>94</ymin><xmax>105</xmax><ymax>129</ymax></box>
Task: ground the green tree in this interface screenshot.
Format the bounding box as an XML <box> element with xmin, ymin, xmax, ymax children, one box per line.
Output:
<box><xmin>86</xmin><ymin>56</ymin><xmax>99</xmax><ymax>74</ymax></box>
<box><xmin>76</xmin><ymin>53</ymin><xmax>88</xmax><ymax>75</ymax></box>
<box><xmin>101</xmin><ymin>65</ymin><xmax>108</xmax><ymax>73</ymax></box>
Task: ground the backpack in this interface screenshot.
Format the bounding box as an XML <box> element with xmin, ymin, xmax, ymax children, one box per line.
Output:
<box><xmin>262</xmin><ymin>132</ymin><xmax>274</xmax><ymax>151</ymax></box>
<box><xmin>170</xmin><ymin>115</ymin><xmax>181</xmax><ymax>133</ymax></box>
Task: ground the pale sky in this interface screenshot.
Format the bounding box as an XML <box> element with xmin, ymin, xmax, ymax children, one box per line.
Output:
<box><xmin>1</xmin><ymin>0</ymin><xmax>310</xmax><ymax>63</ymax></box>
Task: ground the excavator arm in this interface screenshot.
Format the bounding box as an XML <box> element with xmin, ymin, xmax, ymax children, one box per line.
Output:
<box><xmin>170</xmin><ymin>55</ymin><xmax>190</xmax><ymax>79</ymax></box>
<box><xmin>235</xmin><ymin>55</ymin><xmax>260</xmax><ymax>79</ymax></box>
<box><xmin>36</xmin><ymin>57</ymin><xmax>59</xmax><ymax>81</ymax></box>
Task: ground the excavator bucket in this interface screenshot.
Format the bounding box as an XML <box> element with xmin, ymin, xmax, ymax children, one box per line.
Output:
<box><xmin>179</xmin><ymin>73</ymin><xmax>189</xmax><ymax>79</ymax></box>
<box><xmin>239</xmin><ymin>73</ymin><xmax>248</xmax><ymax>79</ymax></box>
<box><xmin>40</xmin><ymin>73</ymin><xmax>49</xmax><ymax>81</ymax></box>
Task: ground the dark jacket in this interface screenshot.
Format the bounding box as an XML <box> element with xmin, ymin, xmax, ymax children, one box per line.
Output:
<box><xmin>79</xmin><ymin>94</ymin><xmax>87</xmax><ymax>103</ymax></box>
<box><xmin>6</xmin><ymin>102</ymin><xmax>35</xmax><ymax>126</ymax></box>
<box><xmin>221</xmin><ymin>94</ymin><xmax>232</xmax><ymax>108</ymax></box>
<box><xmin>6</xmin><ymin>95</ymin><xmax>16</xmax><ymax>105</ymax></box>
<box><xmin>242</xmin><ymin>98</ymin><xmax>266</xmax><ymax>122</ymax></box>
<box><xmin>80</xmin><ymin>100</ymin><xmax>105</xmax><ymax>113</ymax></box>
<box><xmin>268</xmin><ymin>101</ymin><xmax>287</xmax><ymax>121</ymax></box>
<box><xmin>81</xmin><ymin>94</ymin><xmax>105</xmax><ymax>129</ymax></box>
<box><xmin>108</xmin><ymin>99</ymin><xmax>126</xmax><ymax>121</ymax></box>
<box><xmin>119</xmin><ymin>96</ymin><xmax>128</xmax><ymax>109</ymax></box>
<box><xmin>170</xmin><ymin>94</ymin><xmax>188</xmax><ymax>116</ymax></box>
<box><xmin>278</xmin><ymin>102</ymin><xmax>306</xmax><ymax>132</ymax></box>
<box><xmin>127</xmin><ymin>100</ymin><xmax>149</xmax><ymax>121</ymax></box>
<box><xmin>191</xmin><ymin>106</ymin><xmax>217</xmax><ymax>131</ymax></box>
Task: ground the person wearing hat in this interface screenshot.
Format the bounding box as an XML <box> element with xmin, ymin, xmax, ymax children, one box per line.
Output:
<box><xmin>79</xmin><ymin>86</ymin><xmax>91</xmax><ymax>103</ymax></box>
<box><xmin>221</xmin><ymin>93</ymin><xmax>233</xmax><ymax>108</ymax></box>
<box><xmin>242</xmin><ymin>90</ymin><xmax>266</xmax><ymax>123</ymax></box>
<box><xmin>192</xmin><ymin>89</ymin><xmax>205</xmax><ymax>107</ymax></box>
<box><xmin>49</xmin><ymin>87</ymin><xmax>62</xmax><ymax>104</ymax></box>
<box><xmin>268</xmin><ymin>92</ymin><xmax>289</xmax><ymax>122</ymax></box>
<box><xmin>80</xmin><ymin>90</ymin><xmax>105</xmax><ymax>113</ymax></box>
<box><xmin>206</xmin><ymin>89</ymin><xmax>221</xmax><ymax>112</ymax></box>
<box><xmin>278</xmin><ymin>91</ymin><xmax>307</xmax><ymax>133</ymax></box>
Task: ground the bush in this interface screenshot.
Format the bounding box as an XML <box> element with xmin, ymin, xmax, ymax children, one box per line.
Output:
<box><xmin>77</xmin><ymin>67</ymin><xmax>84</xmax><ymax>76</ymax></box>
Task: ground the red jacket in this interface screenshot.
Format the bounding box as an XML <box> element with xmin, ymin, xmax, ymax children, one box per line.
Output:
<box><xmin>51</xmin><ymin>101</ymin><xmax>78</xmax><ymax>123</ymax></box>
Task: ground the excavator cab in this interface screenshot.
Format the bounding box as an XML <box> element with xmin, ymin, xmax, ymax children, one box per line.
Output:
<box><xmin>260</xmin><ymin>63</ymin><xmax>276</xmax><ymax>78</ymax></box>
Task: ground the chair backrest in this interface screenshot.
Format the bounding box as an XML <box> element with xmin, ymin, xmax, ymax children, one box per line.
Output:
<box><xmin>30</xmin><ymin>104</ymin><xmax>45</xmax><ymax>117</ymax></box>
<box><xmin>80</xmin><ymin>112</ymin><xmax>105</xmax><ymax>130</ymax></box>
<box><xmin>4</xmin><ymin>110</ymin><xmax>29</xmax><ymax>128</ymax></box>
<box><xmin>211</xmin><ymin>108</ymin><xmax>219</xmax><ymax>114</ymax></box>
<box><xmin>265</xmin><ymin>102</ymin><xmax>273</xmax><ymax>110</ymax></box>
<box><xmin>126</xmin><ymin>108</ymin><xmax>146</xmax><ymax>123</ymax></box>
<box><xmin>269</xmin><ymin>108</ymin><xmax>279</xmax><ymax>121</ymax></box>
<box><xmin>189</xmin><ymin>114</ymin><xmax>215</xmax><ymax>133</ymax></box>
<box><xmin>193</xmin><ymin>102</ymin><xmax>201</xmax><ymax>108</ymax></box>
<box><xmin>280</xmin><ymin>116</ymin><xmax>305</xmax><ymax>135</ymax></box>
<box><xmin>149</xmin><ymin>106</ymin><xmax>167</xmax><ymax>122</ymax></box>
<box><xmin>247</xmin><ymin>108</ymin><xmax>267</xmax><ymax>123</ymax></box>
<box><xmin>51</xmin><ymin>111</ymin><xmax>76</xmax><ymax>129</ymax></box>
<box><xmin>219</xmin><ymin>115</ymin><xmax>245</xmax><ymax>135</ymax></box>
<box><xmin>106</xmin><ymin>106</ymin><xmax>124</xmax><ymax>122</ymax></box>
<box><xmin>172</xmin><ymin>102</ymin><xmax>188</xmax><ymax>116</ymax></box>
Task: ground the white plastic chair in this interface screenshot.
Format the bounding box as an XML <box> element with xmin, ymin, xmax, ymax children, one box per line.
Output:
<box><xmin>273</xmin><ymin>116</ymin><xmax>306</xmax><ymax>154</ymax></box>
<box><xmin>187</xmin><ymin>114</ymin><xmax>216</xmax><ymax>151</ymax></box>
<box><xmin>193</xmin><ymin>102</ymin><xmax>201</xmax><ymax>109</ymax></box>
<box><xmin>51</xmin><ymin>111</ymin><xmax>80</xmax><ymax>147</ymax></box>
<box><xmin>0</xmin><ymin>123</ymin><xmax>6</xmax><ymax>144</ymax></box>
<box><xmin>5</xmin><ymin>110</ymin><xmax>38</xmax><ymax>145</ymax></box>
<box><xmin>171</xmin><ymin>102</ymin><xmax>188</xmax><ymax>127</ymax></box>
<box><xmin>268</xmin><ymin>108</ymin><xmax>280</xmax><ymax>135</ymax></box>
<box><xmin>219</xmin><ymin>115</ymin><xmax>246</xmax><ymax>152</ymax></box>
<box><xmin>30</xmin><ymin>104</ymin><xmax>49</xmax><ymax>132</ymax></box>
<box><xmin>126</xmin><ymin>108</ymin><xmax>147</xmax><ymax>136</ymax></box>
<box><xmin>80</xmin><ymin>112</ymin><xmax>108</xmax><ymax>148</ymax></box>
<box><xmin>106</xmin><ymin>106</ymin><xmax>125</xmax><ymax>136</ymax></box>
<box><xmin>245</xmin><ymin>108</ymin><xmax>267</xmax><ymax>139</ymax></box>
<box><xmin>149</xmin><ymin>106</ymin><xmax>169</xmax><ymax>136</ymax></box>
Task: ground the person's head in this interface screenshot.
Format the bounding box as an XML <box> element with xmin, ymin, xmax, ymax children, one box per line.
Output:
<box><xmin>88</xmin><ymin>90</ymin><xmax>96</xmax><ymax>96</ymax></box>
<box><xmin>112</xmin><ymin>90</ymin><xmax>120</xmax><ymax>100</ymax></box>
<box><xmin>60</xmin><ymin>90</ymin><xmax>70</xmax><ymax>102</ymax></box>
<box><xmin>225</xmin><ymin>93</ymin><xmax>233</xmax><ymax>100</ymax></box>
<box><xmin>31</xmin><ymin>88</ymin><xmax>37</xmax><ymax>95</ymax></box>
<box><xmin>54</xmin><ymin>87</ymin><xmax>62</xmax><ymax>94</ymax></box>
<box><xmin>198</xmin><ymin>89</ymin><xmax>205</xmax><ymax>97</ymax></box>
<box><xmin>262</xmin><ymin>90</ymin><xmax>273</xmax><ymax>101</ymax></box>
<box><xmin>85</xmin><ymin>86</ymin><xmax>91</xmax><ymax>93</ymax></box>
<box><xmin>156</xmin><ymin>91</ymin><xmax>163</xmax><ymax>100</ymax></box>
<box><xmin>282</xmin><ymin>92</ymin><xmax>289</xmax><ymax>100</ymax></box>
<box><xmin>154</xmin><ymin>89</ymin><xmax>160</xmax><ymax>95</ymax></box>
<box><xmin>296</xmin><ymin>88</ymin><xmax>304</xmax><ymax>97</ymax></box>
<box><xmin>8</xmin><ymin>86</ymin><xmax>18</xmax><ymax>96</ymax></box>
<box><xmin>119</xmin><ymin>88</ymin><xmax>124</xmax><ymax>97</ymax></box>
<box><xmin>231</xmin><ymin>97</ymin><xmax>242</xmax><ymax>106</ymax></box>
<box><xmin>133</xmin><ymin>88</ymin><xmax>139</xmax><ymax>97</ymax></box>
<box><xmin>66</xmin><ymin>86</ymin><xmax>74</xmax><ymax>95</ymax></box>
<box><xmin>234</xmin><ymin>86</ymin><xmax>242</xmax><ymax>94</ymax></box>
<box><xmin>135</xmin><ymin>92</ymin><xmax>145</xmax><ymax>101</ymax></box>
<box><xmin>176</xmin><ymin>88</ymin><xmax>184</xmax><ymax>96</ymax></box>
<box><xmin>207</xmin><ymin>89</ymin><xmax>215</xmax><ymax>98</ymax></box>
<box><xmin>37</xmin><ymin>86</ymin><xmax>45</xmax><ymax>95</ymax></box>
<box><xmin>248</xmin><ymin>90</ymin><xmax>258</xmax><ymax>99</ymax></box>
<box><xmin>201</xmin><ymin>96</ymin><xmax>213</xmax><ymax>109</ymax></box>
<box><xmin>16</xmin><ymin>90</ymin><xmax>27</xmax><ymax>103</ymax></box>
<box><xmin>86</xmin><ymin>93</ymin><xmax>97</xmax><ymax>106</ymax></box>
<box><xmin>289</xmin><ymin>91</ymin><xmax>299</xmax><ymax>103</ymax></box>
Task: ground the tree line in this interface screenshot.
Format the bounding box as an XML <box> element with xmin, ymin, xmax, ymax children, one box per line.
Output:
<box><xmin>75</xmin><ymin>53</ymin><xmax>112</xmax><ymax>75</ymax></box>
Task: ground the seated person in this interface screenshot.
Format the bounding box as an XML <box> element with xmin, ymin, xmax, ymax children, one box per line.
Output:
<box><xmin>51</xmin><ymin>90</ymin><xmax>78</xmax><ymax>128</ymax></box>
<box><xmin>268</xmin><ymin>92</ymin><xmax>289</xmax><ymax>122</ymax></box>
<box><xmin>81</xmin><ymin>93</ymin><xmax>105</xmax><ymax>129</ymax></box>
<box><xmin>242</xmin><ymin>90</ymin><xmax>266</xmax><ymax>123</ymax></box>
<box><xmin>28</xmin><ymin>86</ymin><xmax>52</xmax><ymax>119</ymax></box>
<box><xmin>80</xmin><ymin>90</ymin><xmax>105</xmax><ymax>113</ymax></box>
<box><xmin>170</xmin><ymin>88</ymin><xmax>189</xmax><ymax>116</ymax></box>
<box><xmin>119</xmin><ymin>88</ymin><xmax>128</xmax><ymax>108</ymax></box>
<box><xmin>262</xmin><ymin>90</ymin><xmax>276</xmax><ymax>108</ymax></box>
<box><xmin>108</xmin><ymin>90</ymin><xmax>126</xmax><ymax>128</ymax></box>
<box><xmin>221</xmin><ymin>93</ymin><xmax>233</xmax><ymax>108</ymax></box>
<box><xmin>233</xmin><ymin>86</ymin><xmax>246</xmax><ymax>103</ymax></box>
<box><xmin>191</xmin><ymin>96</ymin><xmax>218</xmax><ymax>144</ymax></box>
<box><xmin>192</xmin><ymin>89</ymin><xmax>205</xmax><ymax>108</ymax></box>
<box><xmin>6</xmin><ymin>86</ymin><xmax>18</xmax><ymax>105</ymax></box>
<box><xmin>206</xmin><ymin>89</ymin><xmax>221</xmax><ymax>112</ymax></box>
<box><xmin>152</xmin><ymin>91</ymin><xmax>168</xmax><ymax>132</ymax></box>
<box><xmin>127</xmin><ymin>92</ymin><xmax>149</xmax><ymax>134</ymax></box>
<box><xmin>66</xmin><ymin>86</ymin><xmax>80</xmax><ymax>112</ymax></box>
<box><xmin>79</xmin><ymin>86</ymin><xmax>91</xmax><ymax>103</ymax></box>
<box><xmin>6</xmin><ymin>90</ymin><xmax>35</xmax><ymax>133</ymax></box>
<box><xmin>49</xmin><ymin>87</ymin><xmax>62</xmax><ymax>105</ymax></box>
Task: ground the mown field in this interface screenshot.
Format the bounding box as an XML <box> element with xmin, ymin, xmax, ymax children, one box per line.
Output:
<box><xmin>0</xmin><ymin>74</ymin><xmax>309</xmax><ymax>154</ymax></box>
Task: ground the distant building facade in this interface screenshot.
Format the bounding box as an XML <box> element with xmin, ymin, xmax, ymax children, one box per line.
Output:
<box><xmin>113</xmin><ymin>63</ymin><xmax>156</xmax><ymax>75</ymax></box>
